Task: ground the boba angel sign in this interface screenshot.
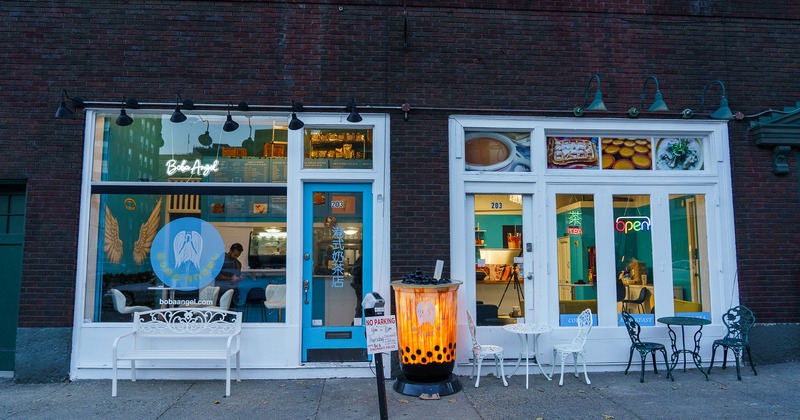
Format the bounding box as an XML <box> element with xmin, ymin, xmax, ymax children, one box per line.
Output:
<box><xmin>150</xmin><ymin>218</ymin><xmax>225</xmax><ymax>290</ymax></box>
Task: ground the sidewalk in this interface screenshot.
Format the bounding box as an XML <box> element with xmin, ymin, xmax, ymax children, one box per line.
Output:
<box><xmin>1</xmin><ymin>362</ymin><xmax>798</xmax><ymax>419</ymax></box>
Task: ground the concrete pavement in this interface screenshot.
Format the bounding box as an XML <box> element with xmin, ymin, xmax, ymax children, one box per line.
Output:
<box><xmin>1</xmin><ymin>361</ymin><xmax>798</xmax><ymax>419</ymax></box>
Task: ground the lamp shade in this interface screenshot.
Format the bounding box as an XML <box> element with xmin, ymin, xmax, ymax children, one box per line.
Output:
<box><xmin>198</xmin><ymin>130</ymin><xmax>213</xmax><ymax>146</ymax></box>
<box><xmin>586</xmin><ymin>90</ymin><xmax>607</xmax><ymax>112</ymax></box>
<box><xmin>647</xmin><ymin>90</ymin><xmax>669</xmax><ymax>112</ymax></box>
<box><xmin>347</xmin><ymin>108</ymin><xmax>363</xmax><ymax>123</ymax></box>
<box><xmin>170</xmin><ymin>106</ymin><xmax>187</xmax><ymax>123</ymax></box>
<box><xmin>55</xmin><ymin>101</ymin><xmax>73</xmax><ymax>118</ymax></box>
<box><xmin>288</xmin><ymin>112</ymin><xmax>304</xmax><ymax>130</ymax></box>
<box><xmin>116</xmin><ymin>109</ymin><xmax>133</xmax><ymax>126</ymax></box>
<box><xmin>223</xmin><ymin>114</ymin><xmax>239</xmax><ymax>132</ymax></box>
<box><xmin>711</xmin><ymin>97</ymin><xmax>733</xmax><ymax>119</ymax></box>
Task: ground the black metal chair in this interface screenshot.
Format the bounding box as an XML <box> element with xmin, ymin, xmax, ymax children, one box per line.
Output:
<box><xmin>243</xmin><ymin>287</ymin><xmax>266</xmax><ymax>322</ymax></box>
<box><xmin>621</xmin><ymin>311</ymin><xmax>672</xmax><ymax>382</ymax></box>
<box><xmin>707</xmin><ymin>305</ymin><xmax>757</xmax><ymax>380</ymax></box>
<box><xmin>622</xmin><ymin>287</ymin><xmax>650</xmax><ymax>314</ymax></box>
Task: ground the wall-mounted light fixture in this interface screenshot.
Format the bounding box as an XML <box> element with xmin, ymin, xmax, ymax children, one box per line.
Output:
<box><xmin>346</xmin><ymin>98</ymin><xmax>363</xmax><ymax>123</ymax></box>
<box><xmin>115</xmin><ymin>98</ymin><xmax>134</xmax><ymax>127</ymax></box>
<box><xmin>114</xmin><ymin>97</ymin><xmax>139</xmax><ymax>126</ymax></box>
<box><xmin>627</xmin><ymin>76</ymin><xmax>668</xmax><ymax>118</ymax></box>
<box><xmin>572</xmin><ymin>73</ymin><xmax>608</xmax><ymax>117</ymax></box>
<box><xmin>222</xmin><ymin>102</ymin><xmax>240</xmax><ymax>132</ymax></box>
<box><xmin>54</xmin><ymin>89</ymin><xmax>84</xmax><ymax>118</ymax></box>
<box><xmin>169</xmin><ymin>95</ymin><xmax>190</xmax><ymax>123</ymax></box>
<box><xmin>682</xmin><ymin>80</ymin><xmax>733</xmax><ymax>119</ymax></box>
<box><xmin>288</xmin><ymin>101</ymin><xmax>305</xmax><ymax>130</ymax></box>
<box><xmin>198</xmin><ymin>118</ymin><xmax>213</xmax><ymax>146</ymax></box>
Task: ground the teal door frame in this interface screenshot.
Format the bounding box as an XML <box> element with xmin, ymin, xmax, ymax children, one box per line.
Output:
<box><xmin>302</xmin><ymin>183</ymin><xmax>372</xmax><ymax>362</ymax></box>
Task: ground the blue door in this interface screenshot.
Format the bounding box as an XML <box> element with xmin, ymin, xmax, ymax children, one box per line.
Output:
<box><xmin>302</xmin><ymin>183</ymin><xmax>372</xmax><ymax>362</ymax></box>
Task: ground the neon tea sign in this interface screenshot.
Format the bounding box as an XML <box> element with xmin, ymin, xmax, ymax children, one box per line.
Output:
<box><xmin>615</xmin><ymin>216</ymin><xmax>652</xmax><ymax>234</ymax></box>
<box><xmin>165</xmin><ymin>159</ymin><xmax>220</xmax><ymax>177</ymax></box>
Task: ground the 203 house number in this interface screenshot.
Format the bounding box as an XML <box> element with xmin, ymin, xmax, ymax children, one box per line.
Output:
<box><xmin>491</xmin><ymin>202</ymin><xmax>503</xmax><ymax>209</ymax></box>
<box><xmin>331</xmin><ymin>200</ymin><xmax>345</xmax><ymax>209</ymax></box>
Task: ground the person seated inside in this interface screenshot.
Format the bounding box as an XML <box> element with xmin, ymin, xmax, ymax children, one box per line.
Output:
<box><xmin>216</xmin><ymin>243</ymin><xmax>244</xmax><ymax>307</ymax></box>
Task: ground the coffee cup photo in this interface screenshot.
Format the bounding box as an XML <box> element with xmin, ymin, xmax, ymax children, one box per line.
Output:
<box><xmin>464</xmin><ymin>132</ymin><xmax>530</xmax><ymax>172</ymax></box>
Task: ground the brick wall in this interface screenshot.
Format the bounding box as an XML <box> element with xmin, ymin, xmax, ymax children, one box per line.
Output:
<box><xmin>1</xmin><ymin>1</ymin><xmax>798</xmax><ymax>327</ymax></box>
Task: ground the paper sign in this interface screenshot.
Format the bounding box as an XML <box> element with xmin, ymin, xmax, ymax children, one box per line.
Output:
<box><xmin>433</xmin><ymin>260</ymin><xmax>444</xmax><ymax>280</ymax></box>
<box><xmin>365</xmin><ymin>315</ymin><xmax>398</xmax><ymax>354</ymax></box>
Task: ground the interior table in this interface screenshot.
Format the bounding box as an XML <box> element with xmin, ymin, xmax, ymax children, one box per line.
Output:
<box><xmin>657</xmin><ymin>316</ymin><xmax>712</xmax><ymax>380</ymax></box>
<box><xmin>502</xmin><ymin>323</ymin><xmax>552</xmax><ymax>388</ymax></box>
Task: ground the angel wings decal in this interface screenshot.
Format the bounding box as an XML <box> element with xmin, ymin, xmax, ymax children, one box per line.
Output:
<box><xmin>103</xmin><ymin>197</ymin><xmax>163</xmax><ymax>265</ymax></box>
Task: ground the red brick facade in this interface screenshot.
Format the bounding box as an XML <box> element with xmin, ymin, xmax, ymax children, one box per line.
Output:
<box><xmin>1</xmin><ymin>1</ymin><xmax>798</xmax><ymax>333</ymax></box>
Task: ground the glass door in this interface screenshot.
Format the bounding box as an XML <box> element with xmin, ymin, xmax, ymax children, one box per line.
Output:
<box><xmin>302</xmin><ymin>183</ymin><xmax>372</xmax><ymax>362</ymax></box>
<box><xmin>472</xmin><ymin>193</ymin><xmax>529</xmax><ymax>326</ymax></box>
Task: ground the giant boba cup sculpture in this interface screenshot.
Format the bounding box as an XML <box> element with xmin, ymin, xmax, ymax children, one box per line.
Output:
<box><xmin>392</xmin><ymin>269</ymin><xmax>462</xmax><ymax>396</ymax></box>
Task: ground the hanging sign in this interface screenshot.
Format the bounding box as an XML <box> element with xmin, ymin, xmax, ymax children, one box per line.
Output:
<box><xmin>615</xmin><ymin>216</ymin><xmax>651</xmax><ymax>234</ymax></box>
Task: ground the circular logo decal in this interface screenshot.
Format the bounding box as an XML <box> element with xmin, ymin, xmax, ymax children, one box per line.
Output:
<box><xmin>150</xmin><ymin>218</ymin><xmax>225</xmax><ymax>291</ymax></box>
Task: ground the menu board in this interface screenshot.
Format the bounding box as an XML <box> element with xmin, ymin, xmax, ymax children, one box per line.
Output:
<box><xmin>270</xmin><ymin>159</ymin><xmax>287</xmax><ymax>182</ymax></box>
<box><xmin>206</xmin><ymin>158</ymin><xmax>270</xmax><ymax>183</ymax></box>
<box><xmin>243</xmin><ymin>160</ymin><xmax>270</xmax><ymax>182</ymax></box>
<box><xmin>207</xmin><ymin>195</ymin><xmax>285</xmax><ymax>219</ymax></box>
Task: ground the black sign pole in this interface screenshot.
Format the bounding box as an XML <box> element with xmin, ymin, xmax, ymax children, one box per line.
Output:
<box><xmin>363</xmin><ymin>292</ymin><xmax>389</xmax><ymax>420</ymax></box>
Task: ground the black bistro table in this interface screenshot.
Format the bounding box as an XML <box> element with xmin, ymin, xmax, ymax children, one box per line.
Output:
<box><xmin>657</xmin><ymin>316</ymin><xmax>712</xmax><ymax>380</ymax></box>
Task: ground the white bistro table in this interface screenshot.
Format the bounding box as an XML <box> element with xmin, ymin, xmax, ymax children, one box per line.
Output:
<box><xmin>502</xmin><ymin>323</ymin><xmax>553</xmax><ymax>388</ymax></box>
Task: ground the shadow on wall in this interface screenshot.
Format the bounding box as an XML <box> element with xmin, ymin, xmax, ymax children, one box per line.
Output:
<box><xmin>749</xmin><ymin>324</ymin><xmax>800</xmax><ymax>364</ymax></box>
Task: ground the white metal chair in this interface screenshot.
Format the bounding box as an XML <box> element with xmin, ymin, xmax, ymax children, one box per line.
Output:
<box><xmin>466</xmin><ymin>310</ymin><xmax>508</xmax><ymax>387</ymax></box>
<box><xmin>198</xmin><ymin>286</ymin><xmax>220</xmax><ymax>306</ymax></box>
<box><xmin>551</xmin><ymin>308</ymin><xmax>593</xmax><ymax>386</ymax></box>
<box><xmin>264</xmin><ymin>284</ymin><xmax>286</xmax><ymax>322</ymax></box>
<box><xmin>217</xmin><ymin>289</ymin><xmax>235</xmax><ymax>311</ymax></box>
<box><xmin>110</xmin><ymin>289</ymin><xmax>151</xmax><ymax>316</ymax></box>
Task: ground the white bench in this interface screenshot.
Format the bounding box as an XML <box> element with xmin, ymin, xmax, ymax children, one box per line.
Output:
<box><xmin>112</xmin><ymin>307</ymin><xmax>242</xmax><ymax>397</ymax></box>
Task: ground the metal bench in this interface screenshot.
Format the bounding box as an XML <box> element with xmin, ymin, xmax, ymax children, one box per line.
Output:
<box><xmin>112</xmin><ymin>307</ymin><xmax>242</xmax><ymax>397</ymax></box>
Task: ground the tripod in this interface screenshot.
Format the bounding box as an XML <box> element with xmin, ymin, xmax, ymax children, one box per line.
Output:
<box><xmin>498</xmin><ymin>263</ymin><xmax>523</xmax><ymax>312</ymax></box>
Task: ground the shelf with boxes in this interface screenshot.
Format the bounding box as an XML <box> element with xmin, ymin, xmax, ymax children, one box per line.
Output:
<box><xmin>304</xmin><ymin>129</ymin><xmax>373</xmax><ymax>169</ymax></box>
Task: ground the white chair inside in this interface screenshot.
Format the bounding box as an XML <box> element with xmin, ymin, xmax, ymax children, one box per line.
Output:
<box><xmin>264</xmin><ymin>284</ymin><xmax>286</xmax><ymax>321</ymax></box>
<box><xmin>110</xmin><ymin>288</ymin><xmax>151</xmax><ymax>315</ymax></box>
<box><xmin>217</xmin><ymin>289</ymin><xmax>235</xmax><ymax>311</ymax></box>
<box><xmin>551</xmin><ymin>308</ymin><xmax>593</xmax><ymax>386</ymax></box>
<box><xmin>199</xmin><ymin>286</ymin><xmax>220</xmax><ymax>306</ymax></box>
<box><xmin>466</xmin><ymin>310</ymin><xmax>508</xmax><ymax>387</ymax></box>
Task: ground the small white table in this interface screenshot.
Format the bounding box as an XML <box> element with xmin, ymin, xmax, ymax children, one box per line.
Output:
<box><xmin>503</xmin><ymin>323</ymin><xmax>552</xmax><ymax>388</ymax></box>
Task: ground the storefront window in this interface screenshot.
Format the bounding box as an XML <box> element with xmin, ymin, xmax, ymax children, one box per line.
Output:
<box><xmin>555</xmin><ymin>194</ymin><xmax>598</xmax><ymax>326</ymax></box>
<box><xmin>95</xmin><ymin>114</ymin><xmax>289</xmax><ymax>183</ymax></box>
<box><xmin>669</xmin><ymin>194</ymin><xmax>710</xmax><ymax>318</ymax></box>
<box><xmin>614</xmin><ymin>195</ymin><xmax>654</xmax><ymax>326</ymax></box>
<box><xmin>84</xmin><ymin>112</ymin><xmax>288</xmax><ymax>323</ymax></box>
<box><xmin>303</xmin><ymin>129</ymin><xmax>373</xmax><ymax>169</ymax></box>
<box><xmin>473</xmin><ymin>194</ymin><xmax>524</xmax><ymax>326</ymax></box>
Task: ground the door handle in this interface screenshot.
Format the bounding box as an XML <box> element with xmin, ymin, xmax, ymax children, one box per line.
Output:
<box><xmin>303</xmin><ymin>280</ymin><xmax>310</xmax><ymax>304</ymax></box>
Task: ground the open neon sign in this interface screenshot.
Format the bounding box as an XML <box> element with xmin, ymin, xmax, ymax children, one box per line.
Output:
<box><xmin>615</xmin><ymin>216</ymin><xmax>651</xmax><ymax>234</ymax></box>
